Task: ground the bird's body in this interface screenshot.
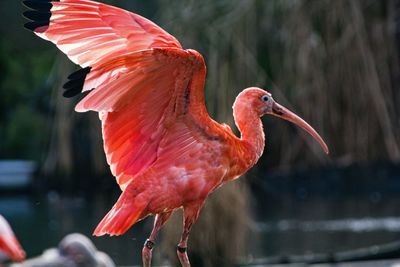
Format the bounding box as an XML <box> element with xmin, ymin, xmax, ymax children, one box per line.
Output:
<box><xmin>93</xmin><ymin>49</ymin><xmax>262</xmax><ymax>236</ymax></box>
<box><xmin>0</xmin><ymin>215</ymin><xmax>25</xmax><ymax>262</ymax></box>
<box><xmin>23</xmin><ymin>0</ymin><xmax>328</xmax><ymax>266</ymax></box>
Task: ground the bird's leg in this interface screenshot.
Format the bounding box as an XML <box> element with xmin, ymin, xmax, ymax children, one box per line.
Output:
<box><xmin>142</xmin><ymin>212</ymin><xmax>172</xmax><ymax>267</ymax></box>
<box><xmin>177</xmin><ymin>201</ymin><xmax>204</xmax><ymax>267</ymax></box>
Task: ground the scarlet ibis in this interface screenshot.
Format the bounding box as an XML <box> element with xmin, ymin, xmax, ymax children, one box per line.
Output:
<box><xmin>23</xmin><ymin>0</ymin><xmax>328</xmax><ymax>266</ymax></box>
<box><xmin>0</xmin><ymin>215</ymin><xmax>25</xmax><ymax>262</ymax></box>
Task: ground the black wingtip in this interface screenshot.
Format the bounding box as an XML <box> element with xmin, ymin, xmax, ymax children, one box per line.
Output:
<box><xmin>22</xmin><ymin>1</ymin><xmax>52</xmax><ymax>11</ymax></box>
<box><xmin>24</xmin><ymin>21</ymin><xmax>37</xmax><ymax>31</ymax></box>
<box><xmin>63</xmin><ymin>67</ymin><xmax>92</xmax><ymax>98</ymax></box>
<box><xmin>63</xmin><ymin>88</ymin><xmax>84</xmax><ymax>98</ymax></box>
<box><xmin>22</xmin><ymin>0</ymin><xmax>53</xmax><ymax>32</ymax></box>
<box><xmin>67</xmin><ymin>67</ymin><xmax>91</xmax><ymax>80</ymax></box>
<box><xmin>23</xmin><ymin>10</ymin><xmax>51</xmax><ymax>21</ymax></box>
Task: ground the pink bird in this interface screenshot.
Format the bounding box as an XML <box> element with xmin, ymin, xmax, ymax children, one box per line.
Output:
<box><xmin>0</xmin><ymin>215</ymin><xmax>25</xmax><ymax>262</ymax></box>
<box><xmin>23</xmin><ymin>0</ymin><xmax>328</xmax><ymax>266</ymax></box>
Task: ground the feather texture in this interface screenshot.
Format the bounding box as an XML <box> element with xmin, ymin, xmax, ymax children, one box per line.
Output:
<box><xmin>25</xmin><ymin>0</ymin><xmax>181</xmax><ymax>67</ymax></box>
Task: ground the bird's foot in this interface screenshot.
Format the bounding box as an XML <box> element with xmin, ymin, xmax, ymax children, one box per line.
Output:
<box><xmin>142</xmin><ymin>239</ymin><xmax>155</xmax><ymax>267</ymax></box>
<box><xmin>177</xmin><ymin>245</ymin><xmax>191</xmax><ymax>267</ymax></box>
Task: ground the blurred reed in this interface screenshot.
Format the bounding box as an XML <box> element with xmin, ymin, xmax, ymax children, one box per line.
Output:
<box><xmin>157</xmin><ymin>0</ymin><xmax>400</xmax><ymax>168</ymax></box>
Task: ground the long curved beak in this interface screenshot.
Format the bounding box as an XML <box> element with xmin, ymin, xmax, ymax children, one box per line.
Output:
<box><xmin>271</xmin><ymin>102</ymin><xmax>329</xmax><ymax>154</ymax></box>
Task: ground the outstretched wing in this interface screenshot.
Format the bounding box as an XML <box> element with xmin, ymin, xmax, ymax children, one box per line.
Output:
<box><xmin>23</xmin><ymin>0</ymin><xmax>216</xmax><ymax>190</ymax></box>
<box><xmin>76</xmin><ymin>48</ymin><xmax>209</xmax><ymax>190</ymax></box>
<box><xmin>23</xmin><ymin>0</ymin><xmax>182</xmax><ymax>67</ymax></box>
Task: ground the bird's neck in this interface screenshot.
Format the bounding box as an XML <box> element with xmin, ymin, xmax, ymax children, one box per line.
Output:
<box><xmin>233</xmin><ymin>100</ymin><xmax>265</xmax><ymax>165</ymax></box>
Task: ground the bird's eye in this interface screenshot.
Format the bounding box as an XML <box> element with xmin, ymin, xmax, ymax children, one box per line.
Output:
<box><xmin>261</xmin><ymin>95</ymin><xmax>269</xmax><ymax>102</ymax></box>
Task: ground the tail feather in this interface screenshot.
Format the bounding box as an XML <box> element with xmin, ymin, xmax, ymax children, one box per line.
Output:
<box><xmin>94</xmin><ymin>192</ymin><xmax>147</xmax><ymax>236</ymax></box>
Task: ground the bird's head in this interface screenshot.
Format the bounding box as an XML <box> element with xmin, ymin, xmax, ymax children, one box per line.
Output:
<box><xmin>235</xmin><ymin>87</ymin><xmax>329</xmax><ymax>154</ymax></box>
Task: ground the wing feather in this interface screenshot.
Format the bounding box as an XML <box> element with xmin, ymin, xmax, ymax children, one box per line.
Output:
<box><xmin>24</xmin><ymin>0</ymin><xmax>216</xmax><ymax>191</ymax></box>
<box><xmin>75</xmin><ymin>48</ymin><xmax>208</xmax><ymax>190</ymax></box>
<box><xmin>24</xmin><ymin>0</ymin><xmax>182</xmax><ymax>67</ymax></box>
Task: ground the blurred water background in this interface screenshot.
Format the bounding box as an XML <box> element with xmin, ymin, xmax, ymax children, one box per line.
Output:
<box><xmin>2</xmin><ymin>163</ymin><xmax>400</xmax><ymax>266</ymax></box>
<box><xmin>1</xmin><ymin>0</ymin><xmax>400</xmax><ymax>266</ymax></box>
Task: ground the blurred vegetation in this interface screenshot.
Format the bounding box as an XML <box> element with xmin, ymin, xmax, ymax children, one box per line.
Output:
<box><xmin>0</xmin><ymin>0</ymin><xmax>398</xmax><ymax>177</ymax></box>
<box><xmin>0</xmin><ymin>0</ymin><xmax>399</xmax><ymax>265</ymax></box>
<box><xmin>159</xmin><ymin>0</ymin><xmax>400</xmax><ymax>169</ymax></box>
<box><xmin>0</xmin><ymin>42</ymin><xmax>52</xmax><ymax>159</ymax></box>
